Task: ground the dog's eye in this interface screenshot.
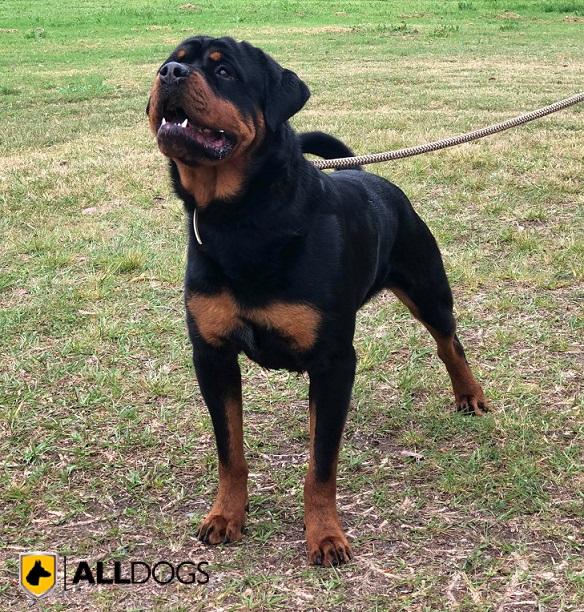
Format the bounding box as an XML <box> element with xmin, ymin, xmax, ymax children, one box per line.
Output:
<box><xmin>215</xmin><ymin>65</ymin><xmax>232</xmax><ymax>79</ymax></box>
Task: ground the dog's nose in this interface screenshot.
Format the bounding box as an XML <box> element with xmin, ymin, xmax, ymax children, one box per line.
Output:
<box><xmin>159</xmin><ymin>61</ymin><xmax>189</xmax><ymax>85</ymax></box>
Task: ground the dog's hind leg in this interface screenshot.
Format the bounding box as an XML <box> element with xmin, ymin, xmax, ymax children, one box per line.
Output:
<box><xmin>385</xmin><ymin>211</ymin><xmax>487</xmax><ymax>416</ymax></box>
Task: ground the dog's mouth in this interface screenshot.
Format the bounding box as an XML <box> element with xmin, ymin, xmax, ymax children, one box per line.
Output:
<box><xmin>156</xmin><ymin>107</ymin><xmax>237</xmax><ymax>162</ymax></box>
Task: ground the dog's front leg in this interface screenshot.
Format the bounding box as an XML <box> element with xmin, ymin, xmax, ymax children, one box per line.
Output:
<box><xmin>193</xmin><ymin>344</ymin><xmax>248</xmax><ymax>544</ymax></box>
<box><xmin>305</xmin><ymin>348</ymin><xmax>356</xmax><ymax>566</ymax></box>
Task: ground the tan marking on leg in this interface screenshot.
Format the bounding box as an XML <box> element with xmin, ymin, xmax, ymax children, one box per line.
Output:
<box><xmin>391</xmin><ymin>288</ymin><xmax>487</xmax><ymax>415</ymax></box>
<box><xmin>304</xmin><ymin>399</ymin><xmax>352</xmax><ymax>566</ymax></box>
<box><xmin>186</xmin><ymin>291</ymin><xmax>240</xmax><ymax>346</ymax></box>
<box><xmin>198</xmin><ymin>398</ymin><xmax>248</xmax><ymax>544</ymax></box>
<box><xmin>433</xmin><ymin>334</ymin><xmax>487</xmax><ymax>415</ymax></box>
<box><xmin>391</xmin><ymin>287</ymin><xmax>421</xmax><ymax>318</ymax></box>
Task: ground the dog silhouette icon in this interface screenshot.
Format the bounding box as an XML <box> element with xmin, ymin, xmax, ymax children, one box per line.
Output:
<box><xmin>25</xmin><ymin>560</ymin><xmax>52</xmax><ymax>586</ymax></box>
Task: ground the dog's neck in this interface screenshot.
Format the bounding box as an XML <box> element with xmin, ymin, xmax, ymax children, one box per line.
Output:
<box><xmin>172</xmin><ymin>124</ymin><xmax>307</xmax><ymax>218</ymax></box>
<box><xmin>174</xmin><ymin>125</ymin><xmax>320</xmax><ymax>281</ymax></box>
<box><xmin>174</xmin><ymin>159</ymin><xmax>249</xmax><ymax>209</ymax></box>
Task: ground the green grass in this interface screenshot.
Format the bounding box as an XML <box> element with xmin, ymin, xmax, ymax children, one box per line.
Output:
<box><xmin>1</xmin><ymin>0</ymin><xmax>583</xmax><ymax>610</ymax></box>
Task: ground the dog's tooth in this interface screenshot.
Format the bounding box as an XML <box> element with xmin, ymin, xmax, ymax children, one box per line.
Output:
<box><xmin>181</xmin><ymin>118</ymin><xmax>188</xmax><ymax>128</ymax></box>
<box><xmin>161</xmin><ymin>117</ymin><xmax>167</xmax><ymax>125</ymax></box>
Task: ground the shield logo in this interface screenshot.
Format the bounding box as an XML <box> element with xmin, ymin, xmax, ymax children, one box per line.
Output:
<box><xmin>19</xmin><ymin>552</ymin><xmax>58</xmax><ymax>599</ymax></box>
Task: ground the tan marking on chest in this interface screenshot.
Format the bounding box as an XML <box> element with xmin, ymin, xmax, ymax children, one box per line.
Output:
<box><xmin>246</xmin><ymin>303</ymin><xmax>320</xmax><ymax>351</ymax></box>
<box><xmin>175</xmin><ymin>160</ymin><xmax>252</xmax><ymax>208</ymax></box>
<box><xmin>186</xmin><ymin>291</ymin><xmax>320</xmax><ymax>350</ymax></box>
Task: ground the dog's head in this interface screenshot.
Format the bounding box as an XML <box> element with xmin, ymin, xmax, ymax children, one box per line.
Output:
<box><xmin>147</xmin><ymin>36</ymin><xmax>310</xmax><ymax>168</ymax></box>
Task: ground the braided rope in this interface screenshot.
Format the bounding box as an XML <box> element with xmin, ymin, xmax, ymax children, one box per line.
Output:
<box><xmin>310</xmin><ymin>92</ymin><xmax>584</xmax><ymax>170</ymax></box>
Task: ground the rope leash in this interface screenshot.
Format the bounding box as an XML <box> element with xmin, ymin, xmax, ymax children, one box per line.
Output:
<box><xmin>310</xmin><ymin>92</ymin><xmax>584</xmax><ymax>170</ymax></box>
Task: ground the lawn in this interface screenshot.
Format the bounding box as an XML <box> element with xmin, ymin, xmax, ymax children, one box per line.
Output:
<box><xmin>1</xmin><ymin>0</ymin><xmax>583</xmax><ymax>609</ymax></box>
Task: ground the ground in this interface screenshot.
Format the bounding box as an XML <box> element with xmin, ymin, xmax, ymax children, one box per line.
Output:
<box><xmin>1</xmin><ymin>0</ymin><xmax>583</xmax><ymax>610</ymax></box>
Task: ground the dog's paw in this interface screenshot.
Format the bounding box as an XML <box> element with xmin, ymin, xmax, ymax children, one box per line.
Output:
<box><xmin>306</xmin><ymin>529</ymin><xmax>352</xmax><ymax>567</ymax></box>
<box><xmin>196</xmin><ymin>512</ymin><xmax>245</xmax><ymax>545</ymax></box>
<box><xmin>456</xmin><ymin>391</ymin><xmax>489</xmax><ymax>416</ymax></box>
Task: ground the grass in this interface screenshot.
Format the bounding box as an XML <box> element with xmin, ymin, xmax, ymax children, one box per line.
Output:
<box><xmin>1</xmin><ymin>0</ymin><xmax>583</xmax><ymax>609</ymax></box>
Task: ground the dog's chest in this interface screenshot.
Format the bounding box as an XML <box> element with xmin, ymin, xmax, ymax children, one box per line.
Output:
<box><xmin>186</xmin><ymin>290</ymin><xmax>320</xmax><ymax>358</ymax></box>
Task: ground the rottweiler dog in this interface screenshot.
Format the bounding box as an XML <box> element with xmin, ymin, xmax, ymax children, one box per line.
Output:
<box><xmin>147</xmin><ymin>36</ymin><xmax>487</xmax><ymax>567</ymax></box>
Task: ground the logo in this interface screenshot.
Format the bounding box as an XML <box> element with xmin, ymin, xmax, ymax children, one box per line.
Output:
<box><xmin>19</xmin><ymin>552</ymin><xmax>58</xmax><ymax>599</ymax></box>
<box><xmin>68</xmin><ymin>560</ymin><xmax>210</xmax><ymax>586</ymax></box>
<box><xmin>17</xmin><ymin>552</ymin><xmax>209</xmax><ymax>598</ymax></box>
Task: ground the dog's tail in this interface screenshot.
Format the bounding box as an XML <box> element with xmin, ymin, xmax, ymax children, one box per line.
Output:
<box><xmin>299</xmin><ymin>131</ymin><xmax>362</xmax><ymax>171</ymax></box>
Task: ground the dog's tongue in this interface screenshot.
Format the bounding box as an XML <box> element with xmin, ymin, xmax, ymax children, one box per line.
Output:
<box><xmin>188</xmin><ymin>123</ymin><xmax>228</xmax><ymax>150</ymax></box>
<box><xmin>206</xmin><ymin>131</ymin><xmax>227</xmax><ymax>148</ymax></box>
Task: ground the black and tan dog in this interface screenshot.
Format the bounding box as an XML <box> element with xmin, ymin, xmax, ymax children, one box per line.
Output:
<box><xmin>147</xmin><ymin>36</ymin><xmax>487</xmax><ymax>567</ymax></box>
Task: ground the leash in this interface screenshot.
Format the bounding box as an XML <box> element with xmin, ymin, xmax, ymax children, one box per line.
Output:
<box><xmin>310</xmin><ymin>92</ymin><xmax>584</xmax><ymax>170</ymax></box>
<box><xmin>193</xmin><ymin>92</ymin><xmax>583</xmax><ymax>245</ymax></box>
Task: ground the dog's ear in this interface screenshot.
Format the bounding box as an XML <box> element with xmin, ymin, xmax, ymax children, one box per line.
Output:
<box><xmin>263</xmin><ymin>58</ymin><xmax>310</xmax><ymax>131</ymax></box>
